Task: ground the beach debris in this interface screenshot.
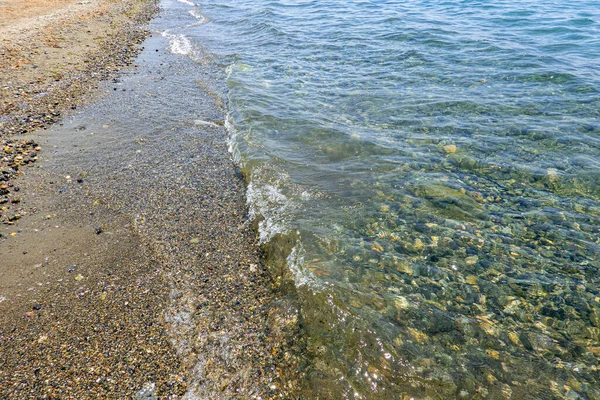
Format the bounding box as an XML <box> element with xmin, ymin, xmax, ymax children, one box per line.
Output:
<box><xmin>194</xmin><ymin>119</ymin><xmax>221</xmax><ymax>128</ymax></box>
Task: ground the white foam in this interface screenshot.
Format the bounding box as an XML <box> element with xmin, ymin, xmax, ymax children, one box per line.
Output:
<box><xmin>224</xmin><ymin>108</ymin><xmax>321</xmax><ymax>291</ymax></box>
<box><xmin>177</xmin><ymin>0</ymin><xmax>196</xmax><ymax>6</ymax></box>
<box><xmin>227</xmin><ymin>123</ymin><xmax>286</xmax><ymax>242</ymax></box>
<box><xmin>225</xmin><ymin>113</ymin><xmax>238</xmax><ymax>161</ymax></box>
<box><xmin>167</xmin><ymin>33</ymin><xmax>193</xmax><ymax>56</ymax></box>
<box><xmin>246</xmin><ymin>180</ymin><xmax>290</xmax><ymax>244</ymax></box>
<box><xmin>188</xmin><ymin>9</ymin><xmax>209</xmax><ymax>24</ymax></box>
<box><xmin>161</xmin><ymin>31</ymin><xmax>210</xmax><ymax>64</ymax></box>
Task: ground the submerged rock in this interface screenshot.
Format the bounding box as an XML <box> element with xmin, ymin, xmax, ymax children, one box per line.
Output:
<box><xmin>443</xmin><ymin>144</ymin><xmax>457</xmax><ymax>153</ymax></box>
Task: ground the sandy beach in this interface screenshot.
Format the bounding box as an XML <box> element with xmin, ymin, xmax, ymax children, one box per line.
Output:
<box><xmin>0</xmin><ymin>0</ymin><xmax>302</xmax><ymax>398</ymax></box>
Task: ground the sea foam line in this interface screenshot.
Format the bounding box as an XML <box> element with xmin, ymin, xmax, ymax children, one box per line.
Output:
<box><xmin>161</xmin><ymin>31</ymin><xmax>193</xmax><ymax>56</ymax></box>
<box><xmin>188</xmin><ymin>9</ymin><xmax>209</xmax><ymax>24</ymax></box>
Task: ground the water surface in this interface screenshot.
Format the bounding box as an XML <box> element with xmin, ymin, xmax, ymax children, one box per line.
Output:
<box><xmin>164</xmin><ymin>0</ymin><xmax>600</xmax><ymax>397</ymax></box>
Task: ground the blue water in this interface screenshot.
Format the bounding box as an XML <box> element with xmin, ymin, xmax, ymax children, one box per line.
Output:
<box><xmin>163</xmin><ymin>0</ymin><xmax>600</xmax><ymax>397</ymax></box>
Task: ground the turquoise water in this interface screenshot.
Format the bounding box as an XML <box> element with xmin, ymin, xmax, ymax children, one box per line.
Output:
<box><xmin>166</xmin><ymin>0</ymin><xmax>600</xmax><ymax>397</ymax></box>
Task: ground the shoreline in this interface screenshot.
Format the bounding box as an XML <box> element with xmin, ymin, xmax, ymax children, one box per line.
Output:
<box><xmin>0</xmin><ymin>0</ymin><xmax>302</xmax><ymax>398</ymax></box>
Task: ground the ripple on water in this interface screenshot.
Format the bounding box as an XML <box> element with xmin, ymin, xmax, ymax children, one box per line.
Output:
<box><xmin>190</xmin><ymin>0</ymin><xmax>600</xmax><ymax>397</ymax></box>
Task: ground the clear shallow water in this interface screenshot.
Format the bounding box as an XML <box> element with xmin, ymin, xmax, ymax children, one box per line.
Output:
<box><xmin>164</xmin><ymin>0</ymin><xmax>600</xmax><ymax>398</ymax></box>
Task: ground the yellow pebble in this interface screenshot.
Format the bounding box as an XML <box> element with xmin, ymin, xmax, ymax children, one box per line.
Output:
<box><xmin>486</xmin><ymin>349</ymin><xmax>500</xmax><ymax>360</ymax></box>
<box><xmin>408</xmin><ymin>328</ymin><xmax>428</xmax><ymax>343</ymax></box>
<box><xmin>442</xmin><ymin>144</ymin><xmax>457</xmax><ymax>153</ymax></box>
<box><xmin>371</xmin><ymin>242</ymin><xmax>384</xmax><ymax>253</ymax></box>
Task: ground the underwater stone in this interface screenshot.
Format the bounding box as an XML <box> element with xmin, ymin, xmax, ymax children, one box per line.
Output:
<box><xmin>443</xmin><ymin>144</ymin><xmax>457</xmax><ymax>153</ymax></box>
<box><xmin>394</xmin><ymin>296</ymin><xmax>410</xmax><ymax>310</ymax></box>
<box><xmin>465</xmin><ymin>255</ymin><xmax>478</xmax><ymax>265</ymax></box>
<box><xmin>589</xmin><ymin>306</ymin><xmax>600</xmax><ymax>327</ymax></box>
<box><xmin>465</xmin><ymin>276</ymin><xmax>477</xmax><ymax>285</ymax></box>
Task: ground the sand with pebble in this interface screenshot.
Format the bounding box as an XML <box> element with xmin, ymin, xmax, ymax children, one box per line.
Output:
<box><xmin>0</xmin><ymin>0</ymin><xmax>303</xmax><ymax>398</ymax></box>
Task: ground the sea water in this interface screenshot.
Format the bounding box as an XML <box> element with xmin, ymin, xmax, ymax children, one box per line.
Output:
<box><xmin>162</xmin><ymin>0</ymin><xmax>600</xmax><ymax>398</ymax></box>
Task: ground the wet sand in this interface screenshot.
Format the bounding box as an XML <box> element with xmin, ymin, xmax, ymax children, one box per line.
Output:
<box><xmin>1</xmin><ymin>0</ymin><xmax>159</xmax><ymax>224</ymax></box>
<box><xmin>0</xmin><ymin>0</ymin><xmax>302</xmax><ymax>398</ymax></box>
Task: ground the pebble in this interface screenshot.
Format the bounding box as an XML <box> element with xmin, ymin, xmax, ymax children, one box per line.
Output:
<box><xmin>443</xmin><ymin>144</ymin><xmax>457</xmax><ymax>153</ymax></box>
<box><xmin>413</xmin><ymin>238</ymin><xmax>424</xmax><ymax>250</ymax></box>
<box><xmin>394</xmin><ymin>296</ymin><xmax>410</xmax><ymax>310</ymax></box>
<box><xmin>465</xmin><ymin>255</ymin><xmax>478</xmax><ymax>265</ymax></box>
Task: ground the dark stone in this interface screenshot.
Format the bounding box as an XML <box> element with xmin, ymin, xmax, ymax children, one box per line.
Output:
<box><xmin>427</xmin><ymin>311</ymin><xmax>455</xmax><ymax>334</ymax></box>
<box><xmin>414</xmin><ymin>223</ymin><xmax>429</xmax><ymax>233</ymax></box>
<box><xmin>465</xmin><ymin>248</ymin><xmax>477</xmax><ymax>255</ymax></box>
<box><xmin>520</xmin><ymin>333</ymin><xmax>534</xmax><ymax>351</ymax></box>
<box><xmin>541</xmin><ymin>305</ymin><xmax>565</xmax><ymax>319</ymax></box>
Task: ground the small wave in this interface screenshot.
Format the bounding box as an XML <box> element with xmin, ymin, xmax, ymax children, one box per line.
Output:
<box><xmin>287</xmin><ymin>244</ymin><xmax>323</xmax><ymax>290</ymax></box>
<box><xmin>162</xmin><ymin>32</ymin><xmax>193</xmax><ymax>56</ymax></box>
<box><xmin>177</xmin><ymin>0</ymin><xmax>196</xmax><ymax>6</ymax></box>
<box><xmin>188</xmin><ymin>9</ymin><xmax>209</xmax><ymax>24</ymax></box>
<box><xmin>224</xmin><ymin>113</ymin><xmax>240</xmax><ymax>163</ymax></box>
<box><xmin>246</xmin><ymin>180</ymin><xmax>290</xmax><ymax>244</ymax></box>
<box><xmin>161</xmin><ymin>30</ymin><xmax>213</xmax><ymax>64</ymax></box>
